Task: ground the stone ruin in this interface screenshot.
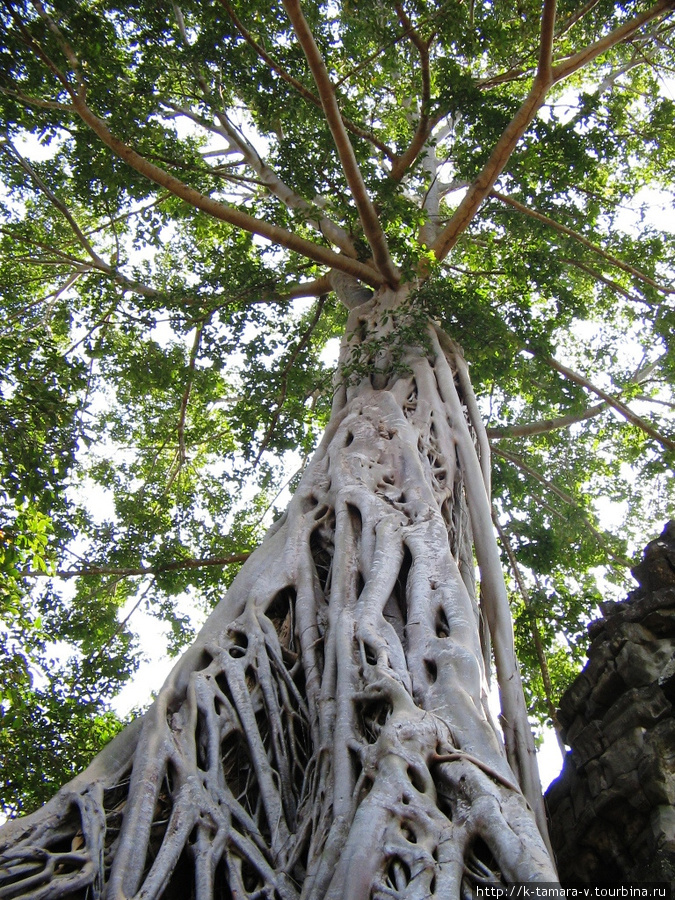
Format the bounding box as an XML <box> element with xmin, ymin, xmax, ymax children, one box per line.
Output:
<box><xmin>546</xmin><ymin>520</ymin><xmax>675</xmax><ymax>884</ymax></box>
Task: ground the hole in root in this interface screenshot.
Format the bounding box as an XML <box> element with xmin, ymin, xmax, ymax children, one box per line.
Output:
<box><xmin>407</xmin><ymin>765</ymin><xmax>427</xmax><ymax>793</ymax></box>
<box><xmin>227</xmin><ymin>630</ymin><xmax>248</xmax><ymax>659</ymax></box>
<box><xmin>436</xmin><ymin>606</ymin><xmax>450</xmax><ymax>639</ymax></box>
<box><xmin>386</xmin><ymin>857</ymin><xmax>411</xmax><ymax>891</ymax></box>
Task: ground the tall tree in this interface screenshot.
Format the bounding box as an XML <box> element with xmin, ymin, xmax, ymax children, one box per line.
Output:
<box><xmin>1</xmin><ymin>0</ymin><xmax>674</xmax><ymax>895</ymax></box>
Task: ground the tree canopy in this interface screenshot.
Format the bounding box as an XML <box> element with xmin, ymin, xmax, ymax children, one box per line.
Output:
<box><xmin>1</xmin><ymin>0</ymin><xmax>674</xmax><ymax>817</ymax></box>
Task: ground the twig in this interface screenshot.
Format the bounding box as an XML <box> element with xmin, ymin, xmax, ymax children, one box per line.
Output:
<box><xmin>176</xmin><ymin>323</ymin><xmax>204</xmax><ymax>466</ymax></box>
<box><xmin>560</xmin><ymin>257</ymin><xmax>657</xmax><ymax>306</ymax></box>
<box><xmin>491</xmin><ymin>446</ymin><xmax>636</xmax><ymax>569</ymax></box>
<box><xmin>555</xmin><ymin>0</ymin><xmax>600</xmax><ymax>39</ymax></box>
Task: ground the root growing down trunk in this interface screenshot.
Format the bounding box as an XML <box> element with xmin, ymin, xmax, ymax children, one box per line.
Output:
<box><xmin>0</xmin><ymin>289</ymin><xmax>556</xmax><ymax>899</ymax></box>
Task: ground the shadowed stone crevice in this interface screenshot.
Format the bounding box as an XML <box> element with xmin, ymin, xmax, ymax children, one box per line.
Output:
<box><xmin>546</xmin><ymin>521</ymin><xmax>675</xmax><ymax>885</ymax></box>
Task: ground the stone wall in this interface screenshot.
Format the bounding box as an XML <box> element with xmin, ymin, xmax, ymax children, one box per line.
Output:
<box><xmin>546</xmin><ymin>521</ymin><xmax>675</xmax><ymax>884</ymax></box>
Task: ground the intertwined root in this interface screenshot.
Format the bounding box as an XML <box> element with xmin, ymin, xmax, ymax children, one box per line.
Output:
<box><xmin>0</xmin><ymin>318</ymin><xmax>556</xmax><ymax>899</ymax></box>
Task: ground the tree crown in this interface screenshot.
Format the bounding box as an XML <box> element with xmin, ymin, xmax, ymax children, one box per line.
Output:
<box><xmin>1</xmin><ymin>0</ymin><xmax>674</xmax><ymax>813</ymax></box>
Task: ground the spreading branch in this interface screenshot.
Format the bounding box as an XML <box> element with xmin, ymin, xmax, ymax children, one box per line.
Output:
<box><xmin>217</xmin><ymin>0</ymin><xmax>394</xmax><ymax>161</ymax></box>
<box><xmin>430</xmin><ymin>0</ymin><xmax>558</xmax><ymax>262</ymax></box>
<box><xmin>72</xmin><ymin>94</ymin><xmax>385</xmax><ymax>286</ymax></box>
<box><xmin>430</xmin><ymin>0</ymin><xmax>674</xmax><ymax>263</ymax></box>
<box><xmin>164</xmin><ymin>96</ymin><xmax>357</xmax><ymax>258</ymax></box>
<box><xmin>488</xmin><ymin>352</ymin><xmax>663</xmax><ymax>438</ymax></box>
<box><xmin>389</xmin><ymin>3</ymin><xmax>433</xmax><ymax>181</ymax></box>
<box><xmin>491</xmin><ymin>190</ymin><xmax>675</xmax><ymax>297</ymax></box>
<box><xmin>537</xmin><ymin>0</ymin><xmax>558</xmax><ymax>82</ymax></box>
<box><xmin>8</xmin><ymin>4</ymin><xmax>385</xmax><ymax>288</ymax></box>
<box><xmin>281</xmin><ymin>0</ymin><xmax>400</xmax><ymax>286</ymax></box>
<box><xmin>487</xmin><ymin>400</ymin><xmax>607</xmax><ymax>439</ymax></box>
<box><xmin>0</xmin><ymin>139</ymin><xmax>101</xmax><ymax>262</ymax></box>
<box><xmin>541</xmin><ymin>354</ymin><xmax>675</xmax><ymax>452</ymax></box>
<box><xmin>552</xmin><ymin>0</ymin><xmax>675</xmax><ymax>81</ymax></box>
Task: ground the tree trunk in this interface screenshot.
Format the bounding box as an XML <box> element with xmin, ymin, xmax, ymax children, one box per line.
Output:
<box><xmin>0</xmin><ymin>287</ymin><xmax>557</xmax><ymax>899</ymax></box>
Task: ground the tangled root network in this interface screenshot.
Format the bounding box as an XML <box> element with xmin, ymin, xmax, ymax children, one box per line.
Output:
<box><xmin>0</xmin><ymin>305</ymin><xmax>556</xmax><ymax>899</ymax></box>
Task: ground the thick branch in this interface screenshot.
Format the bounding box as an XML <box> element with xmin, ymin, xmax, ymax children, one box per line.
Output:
<box><xmin>281</xmin><ymin>0</ymin><xmax>399</xmax><ymax>286</ymax></box>
<box><xmin>487</xmin><ymin>400</ymin><xmax>607</xmax><ymax>438</ymax></box>
<box><xmin>8</xmin><ymin>5</ymin><xmax>382</xmax><ymax>286</ymax></box>
<box><xmin>430</xmin><ymin>86</ymin><xmax>547</xmax><ymax>262</ymax></box>
<box><xmin>431</xmin><ymin>0</ymin><xmax>674</xmax><ymax>263</ymax></box>
<box><xmin>389</xmin><ymin>4</ymin><xmax>432</xmax><ymax>181</ymax></box>
<box><xmin>166</xmin><ymin>99</ymin><xmax>357</xmax><ymax>258</ymax></box>
<box><xmin>552</xmin><ymin>0</ymin><xmax>675</xmax><ymax>81</ymax></box>
<box><xmin>217</xmin><ymin>0</ymin><xmax>394</xmax><ymax>161</ymax></box>
<box><xmin>430</xmin><ymin>0</ymin><xmax>560</xmax><ymax>262</ymax></box>
<box><xmin>280</xmin><ymin>275</ymin><xmax>332</xmax><ymax>300</ymax></box>
<box><xmin>67</xmin><ymin>94</ymin><xmax>385</xmax><ymax>288</ymax></box>
<box><xmin>538</xmin><ymin>0</ymin><xmax>558</xmax><ymax>82</ymax></box>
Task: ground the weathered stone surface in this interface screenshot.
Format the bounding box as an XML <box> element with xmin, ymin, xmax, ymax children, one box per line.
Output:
<box><xmin>586</xmin><ymin>664</ymin><xmax>625</xmax><ymax>716</ymax></box>
<box><xmin>601</xmin><ymin>684</ymin><xmax>670</xmax><ymax>745</ymax></box>
<box><xmin>632</xmin><ymin>521</ymin><xmax>675</xmax><ymax>592</ymax></box>
<box><xmin>565</xmin><ymin>714</ymin><xmax>587</xmax><ymax>746</ymax></box>
<box><xmin>642</xmin><ymin>606</ymin><xmax>675</xmax><ymax>637</ymax></box>
<box><xmin>585</xmin><ymin>759</ymin><xmax>609</xmax><ymax>798</ymax></box>
<box><xmin>546</xmin><ymin>521</ymin><xmax>675</xmax><ymax>887</ymax></box>
<box><xmin>558</xmin><ymin>672</ymin><xmax>593</xmax><ymax>731</ymax></box>
<box><xmin>615</xmin><ymin>637</ymin><xmax>675</xmax><ymax>689</ymax></box>
<box><xmin>570</xmin><ymin>720</ymin><xmax>606</xmax><ymax>767</ymax></box>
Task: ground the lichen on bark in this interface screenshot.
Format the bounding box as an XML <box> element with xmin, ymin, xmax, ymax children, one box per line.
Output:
<box><xmin>0</xmin><ymin>287</ymin><xmax>556</xmax><ymax>899</ymax></box>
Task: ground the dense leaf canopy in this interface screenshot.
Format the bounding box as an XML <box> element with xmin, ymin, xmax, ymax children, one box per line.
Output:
<box><xmin>1</xmin><ymin>0</ymin><xmax>674</xmax><ymax>815</ymax></box>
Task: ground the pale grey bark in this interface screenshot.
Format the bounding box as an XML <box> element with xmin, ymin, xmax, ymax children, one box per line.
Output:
<box><xmin>0</xmin><ymin>286</ymin><xmax>556</xmax><ymax>899</ymax></box>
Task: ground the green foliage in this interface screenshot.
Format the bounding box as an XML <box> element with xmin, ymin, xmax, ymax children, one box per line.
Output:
<box><xmin>0</xmin><ymin>0</ymin><xmax>674</xmax><ymax>811</ymax></box>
